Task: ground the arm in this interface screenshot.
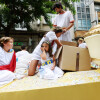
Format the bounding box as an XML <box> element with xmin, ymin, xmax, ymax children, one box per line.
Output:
<box><xmin>40</xmin><ymin>48</ymin><xmax>47</xmax><ymax>60</ymax></box>
<box><xmin>51</xmin><ymin>56</ymin><xmax>56</xmax><ymax>70</ymax></box>
<box><xmin>54</xmin><ymin>39</ymin><xmax>62</xmax><ymax>48</ymax></box>
<box><xmin>63</xmin><ymin>22</ymin><xmax>74</xmax><ymax>32</ymax></box>
<box><xmin>63</xmin><ymin>11</ymin><xmax>74</xmax><ymax>32</ymax></box>
<box><xmin>66</xmin><ymin>22</ymin><xmax>74</xmax><ymax>31</ymax></box>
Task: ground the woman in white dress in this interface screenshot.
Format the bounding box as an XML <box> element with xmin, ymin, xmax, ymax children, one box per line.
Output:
<box><xmin>38</xmin><ymin>41</ymin><xmax>64</xmax><ymax>80</ymax></box>
<box><xmin>28</xmin><ymin>27</ymin><xmax>63</xmax><ymax>76</ymax></box>
<box><xmin>0</xmin><ymin>37</ymin><xmax>16</xmax><ymax>85</ymax></box>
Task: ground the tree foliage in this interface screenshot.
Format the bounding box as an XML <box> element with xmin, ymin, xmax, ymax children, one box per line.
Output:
<box><xmin>44</xmin><ymin>0</ymin><xmax>80</xmax><ymax>14</ymax></box>
<box><xmin>0</xmin><ymin>0</ymin><xmax>79</xmax><ymax>36</ymax></box>
<box><xmin>0</xmin><ymin>0</ymin><xmax>50</xmax><ymax>36</ymax></box>
<box><xmin>62</xmin><ymin>0</ymin><xmax>80</xmax><ymax>14</ymax></box>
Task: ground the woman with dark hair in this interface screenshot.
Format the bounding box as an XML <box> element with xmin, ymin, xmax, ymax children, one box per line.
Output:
<box><xmin>0</xmin><ymin>37</ymin><xmax>16</xmax><ymax>85</ymax></box>
<box><xmin>28</xmin><ymin>27</ymin><xmax>63</xmax><ymax>76</ymax></box>
<box><xmin>41</xmin><ymin>41</ymin><xmax>53</xmax><ymax>58</ymax></box>
<box><xmin>38</xmin><ymin>41</ymin><xmax>64</xmax><ymax>80</ymax></box>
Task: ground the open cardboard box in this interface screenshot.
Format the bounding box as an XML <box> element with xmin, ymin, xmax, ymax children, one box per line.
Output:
<box><xmin>55</xmin><ymin>41</ymin><xmax>91</xmax><ymax>71</ymax></box>
<box><xmin>60</xmin><ymin>41</ymin><xmax>77</xmax><ymax>47</ymax></box>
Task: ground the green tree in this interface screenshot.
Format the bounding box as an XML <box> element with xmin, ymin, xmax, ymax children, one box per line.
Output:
<box><xmin>62</xmin><ymin>0</ymin><xmax>80</xmax><ymax>14</ymax></box>
<box><xmin>0</xmin><ymin>0</ymin><xmax>51</xmax><ymax>36</ymax></box>
<box><xmin>0</xmin><ymin>0</ymin><xmax>79</xmax><ymax>36</ymax></box>
<box><xmin>44</xmin><ymin>0</ymin><xmax>80</xmax><ymax>15</ymax></box>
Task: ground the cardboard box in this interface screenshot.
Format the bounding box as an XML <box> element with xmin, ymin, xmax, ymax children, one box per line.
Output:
<box><xmin>60</xmin><ymin>40</ymin><xmax>77</xmax><ymax>47</ymax></box>
<box><xmin>56</xmin><ymin>42</ymin><xmax>91</xmax><ymax>71</ymax></box>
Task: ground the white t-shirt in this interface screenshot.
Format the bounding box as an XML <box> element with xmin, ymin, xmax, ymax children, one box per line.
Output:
<box><xmin>78</xmin><ymin>43</ymin><xmax>87</xmax><ymax>48</ymax></box>
<box><xmin>16</xmin><ymin>50</ymin><xmax>29</xmax><ymax>58</ymax></box>
<box><xmin>0</xmin><ymin>47</ymin><xmax>14</xmax><ymax>66</ymax></box>
<box><xmin>53</xmin><ymin>11</ymin><xmax>74</xmax><ymax>41</ymax></box>
<box><xmin>32</xmin><ymin>31</ymin><xmax>57</xmax><ymax>60</ymax></box>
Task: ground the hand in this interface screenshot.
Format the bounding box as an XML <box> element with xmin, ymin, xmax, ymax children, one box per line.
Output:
<box><xmin>41</xmin><ymin>47</ymin><xmax>45</xmax><ymax>52</ymax></box>
<box><xmin>51</xmin><ymin>66</ymin><xmax>55</xmax><ymax>70</ymax></box>
<box><xmin>62</xmin><ymin>29</ymin><xmax>66</xmax><ymax>34</ymax></box>
<box><xmin>62</xmin><ymin>27</ymin><xmax>68</xmax><ymax>33</ymax></box>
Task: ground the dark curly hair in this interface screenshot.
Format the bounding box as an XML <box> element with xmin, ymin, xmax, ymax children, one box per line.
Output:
<box><xmin>53</xmin><ymin>26</ymin><xmax>63</xmax><ymax>34</ymax></box>
<box><xmin>43</xmin><ymin>27</ymin><xmax>63</xmax><ymax>37</ymax></box>
<box><xmin>52</xmin><ymin>2</ymin><xmax>63</xmax><ymax>11</ymax></box>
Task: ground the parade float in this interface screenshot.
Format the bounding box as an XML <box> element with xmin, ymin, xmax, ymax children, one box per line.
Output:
<box><xmin>1</xmin><ymin>70</ymin><xmax>100</xmax><ymax>100</ymax></box>
<box><xmin>1</xmin><ymin>40</ymin><xmax>100</xmax><ymax>100</ymax></box>
<box><xmin>1</xmin><ymin>24</ymin><xmax>100</xmax><ymax>100</ymax></box>
<box><xmin>84</xmin><ymin>24</ymin><xmax>100</xmax><ymax>68</ymax></box>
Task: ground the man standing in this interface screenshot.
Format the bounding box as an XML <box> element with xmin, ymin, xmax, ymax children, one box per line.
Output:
<box><xmin>53</xmin><ymin>2</ymin><xmax>74</xmax><ymax>42</ymax></box>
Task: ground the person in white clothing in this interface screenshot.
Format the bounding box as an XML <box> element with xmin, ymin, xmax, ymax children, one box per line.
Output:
<box><xmin>16</xmin><ymin>45</ymin><xmax>29</xmax><ymax>58</ymax></box>
<box><xmin>16</xmin><ymin>45</ymin><xmax>31</xmax><ymax>75</ymax></box>
<box><xmin>78</xmin><ymin>38</ymin><xmax>87</xmax><ymax>48</ymax></box>
<box><xmin>28</xmin><ymin>27</ymin><xmax>63</xmax><ymax>76</ymax></box>
<box><xmin>0</xmin><ymin>37</ymin><xmax>16</xmax><ymax>85</ymax></box>
<box><xmin>53</xmin><ymin>2</ymin><xmax>74</xmax><ymax>42</ymax></box>
<box><xmin>38</xmin><ymin>41</ymin><xmax>64</xmax><ymax>80</ymax></box>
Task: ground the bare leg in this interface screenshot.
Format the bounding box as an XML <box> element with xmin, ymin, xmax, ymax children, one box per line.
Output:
<box><xmin>28</xmin><ymin>60</ymin><xmax>39</xmax><ymax>76</ymax></box>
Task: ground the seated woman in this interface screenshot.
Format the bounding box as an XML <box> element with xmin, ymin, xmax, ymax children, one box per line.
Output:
<box><xmin>38</xmin><ymin>41</ymin><xmax>64</xmax><ymax>80</ymax></box>
<box><xmin>28</xmin><ymin>27</ymin><xmax>63</xmax><ymax>76</ymax></box>
<box><xmin>0</xmin><ymin>37</ymin><xmax>16</xmax><ymax>85</ymax></box>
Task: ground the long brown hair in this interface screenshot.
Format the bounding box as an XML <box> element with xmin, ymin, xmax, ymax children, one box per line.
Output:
<box><xmin>0</xmin><ymin>37</ymin><xmax>14</xmax><ymax>47</ymax></box>
<box><xmin>41</xmin><ymin>41</ymin><xmax>53</xmax><ymax>57</ymax></box>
